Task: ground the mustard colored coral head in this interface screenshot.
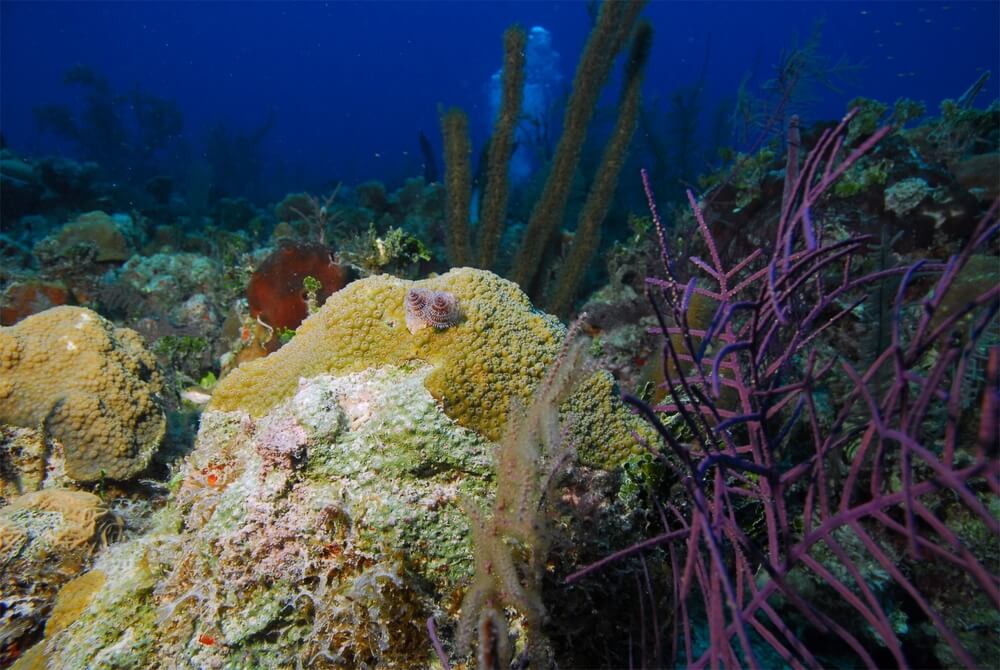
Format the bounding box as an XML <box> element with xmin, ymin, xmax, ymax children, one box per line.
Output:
<box><xmin>211</xmin><ymin>268</ymin><xmax>644</xmax><ymax>468</ymax></box>
<box><xmin>0</xmin><ymin>306</ymin><xmax>165</xmax><ymax>482</ymax></box>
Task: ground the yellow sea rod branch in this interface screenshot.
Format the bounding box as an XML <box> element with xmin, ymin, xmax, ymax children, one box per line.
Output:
<box><xmin>478</xmin><ymin>25</ymin><xmax>527</xmax><ymax>270</ymax></box>
<box><xmin>510</xmin><ymin>0</ymin><xmax>647</xmax><ymax>293</ymax></box>
<box><xmin>548</xmin><ymin>21</ymin><xmax>653</xmax><ymax>318</ymax></box>
<box><xmin>440</xmin><ymin>107</ymin><xmax>473</xmax><ymax>267</ymax></box>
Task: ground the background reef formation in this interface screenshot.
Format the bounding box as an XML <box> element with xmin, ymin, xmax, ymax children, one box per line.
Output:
<box><xmin>0</xmin><ymin>306</ymin><xmax>165</xmax><ymax>483</ymax></box>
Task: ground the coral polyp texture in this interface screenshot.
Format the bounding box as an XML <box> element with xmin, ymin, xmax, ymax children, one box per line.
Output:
<box><xmin>0</xmin><ymin>306</ymin><xmax>165</xmax><ymax>482</ymax></box>
<box><xmin>212</xmin><ymin>267</ymin><xmax>644</xmax><ymax>467</ymax></box>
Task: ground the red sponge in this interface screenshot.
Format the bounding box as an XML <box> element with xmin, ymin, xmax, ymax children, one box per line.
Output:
<box><xmin>247</xmin><ymin>240</ymin><xmax>348</xmax><ymax>348</ymax></box>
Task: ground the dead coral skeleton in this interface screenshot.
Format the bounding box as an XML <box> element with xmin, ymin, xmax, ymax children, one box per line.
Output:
<box><xmin>7</xmin><ymin>489</ymin><xmax>112</xmax><ymax>550</ymax></box>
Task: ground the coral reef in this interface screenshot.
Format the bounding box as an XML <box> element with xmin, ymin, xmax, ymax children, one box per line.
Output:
<box><xmin>110</xmin><ymin>252</ymin><xmax>221</xmax><ymax>307</ymax></box>
<box><xmin>0</xmin><ymin>425</ymin><xmax>47</xmax><ymax>498</ymax></box>
<box><xmin>212</xmin><ymin>267</ymin><xmax>646</xmax><ymax>468</ymax></box>
<box><xmin>24</xmin><ymin>352</ymin><xmax>651</xmax><ymax>669</ymax></box>
<box><xmin>0</xmin><ymin>281</ymin><xmax>72</xmax><ymax>326</ymax></box>
<box><xmin>575</xmin><ymin>111</ymin><xmax>1000</xmax><ymax>668</ymax></box>
<box><xmin>337</xmin><ymin>224</ymin><xmax>431</xmax><ymax>278</ymax></box>
<box><xmin>0</xmin><ymin>306</ymin><xmax>165</xmax><ymax>482</ymax></box>
<box><xmin>88</xmin><ymin>251</ymin><xmax>241</xmax><ymax>389</ymax></box>
<box><xmin>0</xmin><ymin>14</ymin><xmax>995</xmax><ymax>669</ymax></box>
<box><xmin>0</xmin><ymin>147</ymin><xmax>100</xmax><ymax>224</ymax></box>
<box><xmin>35</xmin><ymin>211</ymin><xmax>143</xmax><ymax>264</ymax></box>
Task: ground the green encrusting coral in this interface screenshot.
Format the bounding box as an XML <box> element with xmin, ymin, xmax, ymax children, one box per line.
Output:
<box><xmin>210</xmin><ymin>267</ymin><xmax>647</xmax><ymax>468</ymax></box>
<box><xmin>24</xmin><ymin>366</ymin><xmax>494</xmax><ymax>668</ymax></box>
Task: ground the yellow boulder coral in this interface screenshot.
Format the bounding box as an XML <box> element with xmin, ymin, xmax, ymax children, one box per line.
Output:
<box><xmin>45</xmin><ymin>569</ymin><xmax>107</xmax><ymax>637</ymax></box>
<box><xmin>2</xmin><ymin>490</ymin><xmax>110</xmax><ymax>670</ymax></box>
<box><xmin>212</xmin><ymin>268</ymin><xmax>643</xmax><ymax>465</ymax></box>
<box><xmin>9</xmin><ymin>569</ymin><xmax>108</xmax><ymax>670</ymax></box>
<box><xmin>0</xmin><ymin>306</ymin><xmax>165</xmax><ymax>481</ymax></box>
<box><xmin>50</xmin><ymin>211</ymin><xmax>136</xmax><ymax>262</ymax></box>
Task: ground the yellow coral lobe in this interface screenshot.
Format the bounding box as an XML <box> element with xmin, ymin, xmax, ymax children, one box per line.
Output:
<box><xmin>45</xmin><ymin>569</ymin><xmax>107</xmax><ymax>637</ymax></box>
<box><xmin>212</xmin><ymin>268</ymin><xmax>652</xmax><ymax>468</ymax></box>
<box><xmin>212</xmin><ymin>268</ymin><xmax>563</xmax><ymax>443</ymax></box>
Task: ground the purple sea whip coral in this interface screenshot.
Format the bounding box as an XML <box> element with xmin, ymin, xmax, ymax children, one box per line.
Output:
<box><xmin>569</xmin><ymin>109</ymin><xmax>999</xmax><ymax>668</ymax></box>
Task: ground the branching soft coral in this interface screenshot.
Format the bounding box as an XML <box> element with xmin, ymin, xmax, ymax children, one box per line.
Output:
<box><xmin>457</xmin><ymin>319</ymin><xmax>591</xmax><ymax>667</ymax></box>
<box><xmin>570</xmin><ymin>109</ymin><xmax>999</xmax><ymax>669</ymax></box>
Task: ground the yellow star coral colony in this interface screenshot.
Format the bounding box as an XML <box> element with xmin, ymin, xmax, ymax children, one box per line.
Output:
<box><xmin>211</xmin><ymin>267</ymin><xmax>647</xmax><ymax>468</ymax></box>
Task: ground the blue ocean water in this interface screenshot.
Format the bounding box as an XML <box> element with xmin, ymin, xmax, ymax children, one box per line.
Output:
<box><xmin>2</xmin><ymin>1</ymin><xmax>997</xmax><ymax>200</ymax></box>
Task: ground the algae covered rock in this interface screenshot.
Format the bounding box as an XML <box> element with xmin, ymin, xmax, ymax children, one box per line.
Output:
<box><xmin>34</xmin><ymin>366</ymin><xmax>495</xmax><ymax>668</ymax></box>
<box><xmin>25</xmin><ymin>270</ymin><xmax>654</xmax><ymax>668</ymax></box>
<box><xmin>111</xmin><ymin>252</ymin><xmax>222</xmax><ymax>305</ymax></box>
<box><xmin>1</xmin><ymin>489</ymin><xmax>113</xmax><ymax>665</ymax></box>
<box><xmin>38</xmin><ymin>210</ymin><xmax>140</xmax><ymax>263</ymax></box>
<box><xmin>0</xmin><ymin>306</ymin><xmax>166</xmax><ymax>482</ymax></box>
<box><xmin>31</xmin><ymin>361</ymin><xmax>648</xmax><ymax>668</ymax></box>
